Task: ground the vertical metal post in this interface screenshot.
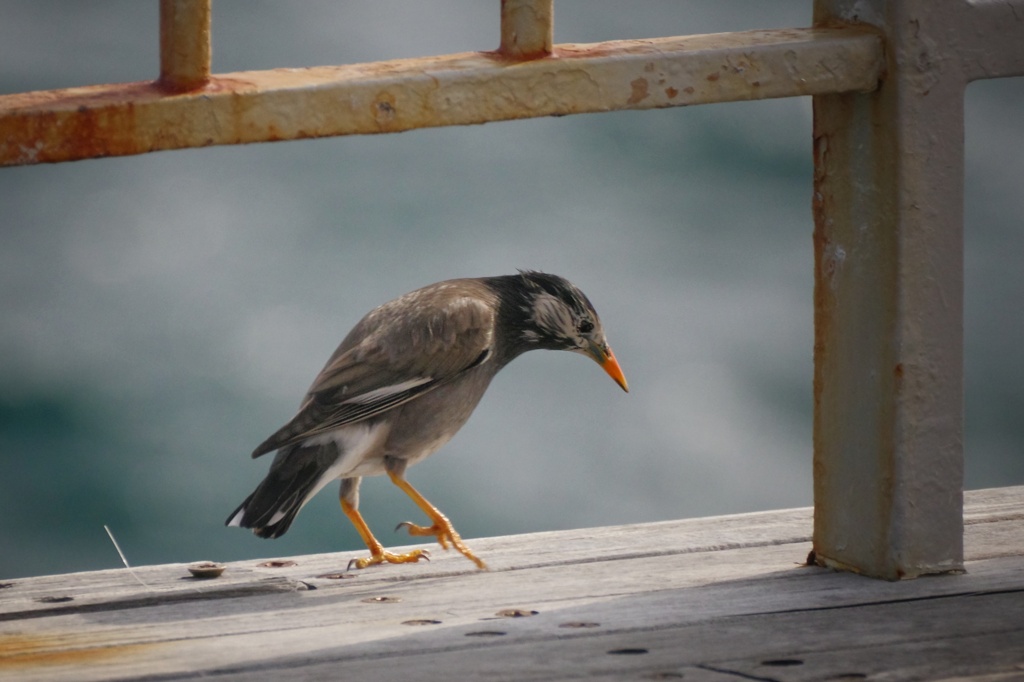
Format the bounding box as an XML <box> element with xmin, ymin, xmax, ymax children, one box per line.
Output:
<box><xmin>160</xmin><ymin>0</ymin><xmax>211</xmax><ymax>91</ymax></box>
<box><xmin>811</xmin><ymin>0</ymin><xmax>967</xmax><ymax>579</ymax></box>
<box><xmin>499</xmin><ymin>0</ymin><xmax>553</xmax><ymax>59</ymax></box>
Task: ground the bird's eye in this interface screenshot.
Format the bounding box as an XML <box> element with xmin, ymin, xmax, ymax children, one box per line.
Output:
<box><xmin>577</xmin><ymin>320</ymin><xmax>594</xmax><ymax>334</ymax></box>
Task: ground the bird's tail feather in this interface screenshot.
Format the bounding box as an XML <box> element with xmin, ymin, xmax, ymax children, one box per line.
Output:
<box><xmin>226</xmin><ymin>448</ymin><xmax>332</xmax><ymax>539</ymax></box>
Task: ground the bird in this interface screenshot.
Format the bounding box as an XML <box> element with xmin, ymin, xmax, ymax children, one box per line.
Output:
<box><xmin>226</xmin><ymin>271</ymin><xmax>628</xmax><ymax>570</ymax></box>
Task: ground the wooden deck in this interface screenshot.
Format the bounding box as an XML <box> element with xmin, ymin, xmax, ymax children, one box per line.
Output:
<box><xmin>2</xmin><ymin>486</ymin><xmax>1022</xmax><ymax>681</ymax></box>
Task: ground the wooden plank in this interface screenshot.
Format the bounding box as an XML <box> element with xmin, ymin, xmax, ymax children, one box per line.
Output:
<box><xmin>220</xmin><ymin>586</ymin><xmax>1024</xmax><ymax>681</ymax></box>
<box><xmin>1</xmin><ymin>486</ymin><xmax>1021</xmax><ymax>681</ymax></box>
<box><xmin>0</xmin><ymin>505</ymin><xmax>817</xmax><ymax>620</ymax></box>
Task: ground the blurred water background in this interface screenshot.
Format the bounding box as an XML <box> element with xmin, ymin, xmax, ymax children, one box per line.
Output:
<box><xmin>1</xmin><ymin>1</ymin><xmax>1021</xmax><ymax>580</ymax></box>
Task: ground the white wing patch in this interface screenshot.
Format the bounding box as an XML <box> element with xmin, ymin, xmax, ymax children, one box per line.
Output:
<box><xmin>346</xmin><ymin>377</ymin><xmax>434</xmax><ymax>404</ymax></box>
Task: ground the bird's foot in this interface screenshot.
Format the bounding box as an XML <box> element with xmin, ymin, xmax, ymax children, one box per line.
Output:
<box><xmin>396</xmin><ymin>521</ymin><xmax>451</xmax><ymax>548</ymax></box>
<box><xmin>395</xmin><ymin>520</ymin><xmax>488</xmax><ymax>570</ymax></box>
<box><xmin>347</xmin><ymin>548</ymin><xmax>430</xmax><ymax>571</ymax></box>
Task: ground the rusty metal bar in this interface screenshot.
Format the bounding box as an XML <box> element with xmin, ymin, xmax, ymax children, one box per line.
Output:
<box><xmin>500</xmin><ymin>0</ymin><xmax>554</xmax><ymax>58</ymax></box>
<box><xmin>0</xmin><ymin>27</ymin><xmax>882</xmax><ymax>167</ymax></box>
<box><xmin>159</xmin><ymin>0</ymin><xmax>211</xmax><ymax>91</ymax></box>
<box><xmin>812</xmin><ymin>83</ymin><xmax>967</xmax><ymax>581</ymax></box>
<box><xmin>810</xmin><ymin>0</ymin><xmax>1023</xmax><ymax>580</ymax></box>
<box><xmin>958</xmin><ymin>0</ymin><xmax>1024</xmax><ymax>81</ymax></box>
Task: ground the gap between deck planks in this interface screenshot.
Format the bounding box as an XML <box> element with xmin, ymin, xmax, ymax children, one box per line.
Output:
<box><xmin>1</xmin><ymin>486</ymin><xmax>1022</xmax><ymax>681</ymax></box>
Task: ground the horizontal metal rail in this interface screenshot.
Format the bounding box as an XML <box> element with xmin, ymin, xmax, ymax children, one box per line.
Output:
<box><xmin>0</xmin><ymin>26</ymin><xmax>882</xmax><ymax>167</ymax></box>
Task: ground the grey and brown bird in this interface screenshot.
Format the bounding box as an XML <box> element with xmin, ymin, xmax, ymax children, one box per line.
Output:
<box><xmin>226</xmin><ymin>271</ymin><xmax>628</xmax><ymax>570</ymax></box>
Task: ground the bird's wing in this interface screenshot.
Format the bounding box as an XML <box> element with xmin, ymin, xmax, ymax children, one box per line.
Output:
<box><xmin>251</xmin><ymin>290</ymin><xmax>496</xmax><ymax>457</ymax></box>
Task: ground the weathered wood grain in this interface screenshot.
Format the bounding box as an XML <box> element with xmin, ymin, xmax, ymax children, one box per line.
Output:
<box><xmin>1</xmin><ymin>486</ymin><xmax>1021</xmax><ymax>681</ymax></box>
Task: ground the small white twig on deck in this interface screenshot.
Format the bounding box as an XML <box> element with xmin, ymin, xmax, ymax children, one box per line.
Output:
<box><xmin>104</xmin><ymin>524</ymin><xmax>154</xmax><ymax>591</ymax></box>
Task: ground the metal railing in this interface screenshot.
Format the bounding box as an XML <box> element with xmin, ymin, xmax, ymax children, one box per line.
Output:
<box><xmin>0</xmin><ymin>0</ymin><xmax>882</xmax><ymax>165</ymax></box>
<box><xmin>1</xmin><ymin>0</ymin><xmax>1021</xmax><ymax>580</ymax></box>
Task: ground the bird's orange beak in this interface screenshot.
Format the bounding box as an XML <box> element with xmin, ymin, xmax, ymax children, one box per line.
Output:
<box><xmin>602</xmin><ymin>348</ymin><xmax>626</xmax><ymax>391</ymax></box>
<box><xmin>599</xmin><ymin>346</ymin><xmax>629</xmax><ymax>393</ymax></box>
<box><xmin>581</xmin><ymin>340</ymin><xmax>629</xmax><ymax>392</ymax></box>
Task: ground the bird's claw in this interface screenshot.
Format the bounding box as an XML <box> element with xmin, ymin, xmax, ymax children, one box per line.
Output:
<box><xmin>396</xmin><ymin>521</ymin><xmax>452</xmax><ymax>549</ymax></box>
<box><xmin>395</xmin><ymin>519</ymin><xmax>487</xmax><ymax>570</ymax></box>
<box><xmin>346</xmin><ymin>547</ymin><xmax>430</xmax><ymax>571</ymax></box>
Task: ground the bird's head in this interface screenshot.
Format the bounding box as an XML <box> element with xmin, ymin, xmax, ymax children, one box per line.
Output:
<box><xmin>512</xmin><ymin>271</ymin><xmax>629</xmax><ymax>392</ymax></box>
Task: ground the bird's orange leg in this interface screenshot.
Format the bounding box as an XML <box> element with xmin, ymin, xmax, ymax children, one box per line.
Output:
<box><xmin>341</xmin><ymin>498</ymin><xmax>429</xmax><ymax>569</ymax></box>
<box><xmin>389</xmin><ymin>471</ymin><xmax>488</xmax><ymax>570</ymax></box>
